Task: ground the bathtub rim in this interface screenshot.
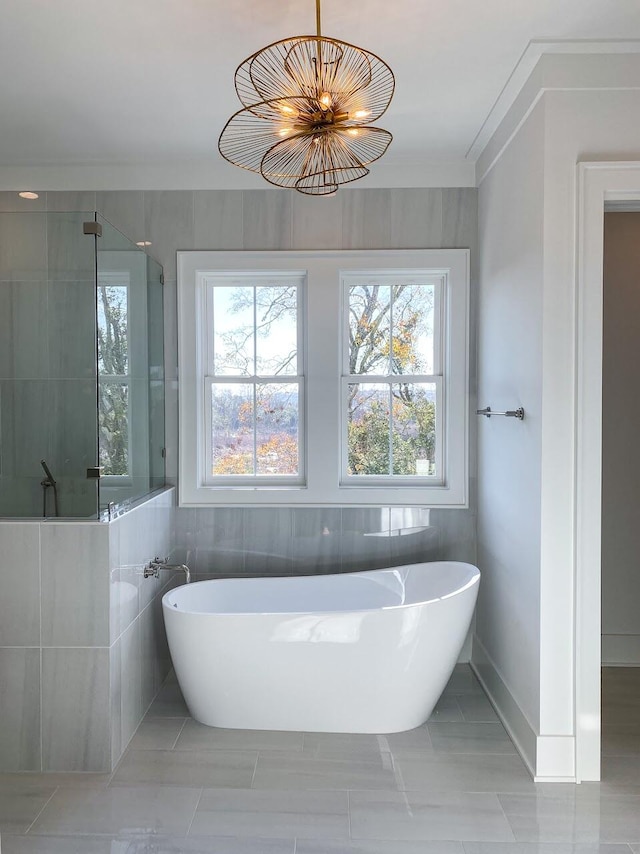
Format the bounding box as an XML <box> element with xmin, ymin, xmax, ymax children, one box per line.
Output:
<box><xmin>162</xmin><ymin>560</ymin><xmax>480</xmax><ymax>618</ymax></box>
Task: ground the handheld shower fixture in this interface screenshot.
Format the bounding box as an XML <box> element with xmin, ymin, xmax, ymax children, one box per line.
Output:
<box><xmin>40</xmin><ymin>459</ymin><xmax>56</xmax><ymax>485</ymax></box>
<box><xmin>40</xmin><ymin>459</ymin><xmax>59</xmax><ymax>517</ymax></box>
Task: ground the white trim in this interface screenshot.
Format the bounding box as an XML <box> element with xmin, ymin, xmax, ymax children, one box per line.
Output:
<box><xmin>178</xmin><ymin>249</ymin><xmax>469</xmax><ymax>507</ymax></box>
<box><xmin>0</xmin><ymin>159</ymin><xmax>476</xmax><ymax>191</ymax></box>
<box><xmin>575</xmin><ymin>161</ymin><xmax>640</xmax><ymax>782</ymax></box>
<box><xmin>475</xmin><ymin>49</ymin><xmax>640</xmax><ymax>185</ymax></box>
<box><xmin>469</xmin><ymin>40</ymin><xmax>640</xmax><ymax>166</ymax></box>
<box><xmin>471</xmin><ymin>636</ymin><xmax>537</xmax><ymax>779</ymax></box>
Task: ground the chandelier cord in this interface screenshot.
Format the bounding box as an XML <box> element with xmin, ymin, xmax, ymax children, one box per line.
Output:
<box><xmin>316</xmin><ymin>0</ymin><xmax>322</xmax><ymax>38</ymax></box>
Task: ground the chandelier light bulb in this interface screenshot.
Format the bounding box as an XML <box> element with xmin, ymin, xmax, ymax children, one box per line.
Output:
<box><xmin>218</xmin><ymin>0</ymin><xmax>394</xmax><ymax>196</ymax></box>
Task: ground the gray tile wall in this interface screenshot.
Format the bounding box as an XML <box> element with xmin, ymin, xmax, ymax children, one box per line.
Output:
<box><xmin>0</xmin><ymin>199</ymin><xmax>99</xmax><ymax>517</ymax></box>
<box><xmin>90</xmin><ymin>187</ymin><xmax>479</xmax><ymax>573</ymax></box>
<box><xmin>0</xmin><ymin>486</ymin><xmax>178</xmax><ymax>772</ymax></box>
<box><xmin>175</xmin><ymin>505</ymin><xmax>475</xmax><ymax>580</ymax></box>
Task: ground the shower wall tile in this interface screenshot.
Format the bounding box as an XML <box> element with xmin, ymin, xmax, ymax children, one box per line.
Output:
<box><xmin>194</xmin><ymin>190</ymin><xmax>243</xmax><ymax>249</ymax></box>
<box><xmin>108</xmin><ymin>529</ymin><xmax>120</xmax><ymax>644</ymax></box>
<box><xmin>47</xmin><ymin>211</ymin><xmax>95</xmax><ymax>281</ymax></box>
<box><xmin>0</xmin><ymin>648</ymin><xmax>41</xmax><ymax>771</ymax></box>
<box><xmin>46</xmin><ymin>191</ymin><xmax>97</xmax><ymax>213</ymax></box>
<box><xmin>0</xmin><ymin>379</ymin><xmax>50</xmax><ymax>478</ymax></box>
<box><xmin>42</xmin><ymin>647</ymin><xmax>111</xmax><ymax>772</ymax></box>
<box><xmin>48</xmin><ymin>379</ymin><xmax>98</xmax><ymax>479</ymax></box>
<box><xmin>243</xmin><ymin>507</ymin><xmax>294</xmax><ymax>575</ymax></box>
<box><xmin>140</xmin><ymin>596</ymin><xmax>168</xmax><ymax>715</ymax></box>
<box><xmin>109</xmin><ymin>639</ymin><xmax>122</xmax><ymax>769</ymax></box>
<box><xmin>390</xmin><ymin>189</ymin><xmax>444</xmax><ymax>248</ymax></box>
<box><xmin>0</xmin><ymin>522</ymin><xmax>40</xmax><ymax>646</ymax></box>
<box><xmin>41</xmin><ymin>522</ymin><xmax>110</xmax><ymax>647</ymax></box>
<box><xmin>144</xmin><ymin>191</ymin><xmax>194</xmax><ymax>279</ymax></box>
<box><xmin>342</xmin><ymin>189</ymin><xmax>392</xmax><ymax>249</ymax></box>
<box><xmin>292</xmin><ymin>192</ymin><xmax>343</xmax><ymax>249</ymax></box>
<box><xmin>0</xmin><ymin>476</ymin><xmax>42</xmax><ymax>517</ymax></box>
<box><xmin>140</xmin><ymin>599</ymin><xmax>161</xmax><ymax>712</ymax></box>
<box><xmin>0</xmin><ymin>191</ymin><xmax>46</xmax><ymax>212</ymax></box>
<box><xmin>47</xmin><ymin>280</ymin><xmax>96</xmax><ymax>379</ymax></box>
<box><xmin>0</xmin><ymin>212</ymin><xmax>47</xmax><ymax>281</ymax></box>
<box><xmin>292</xmin><ymin>508</ymin><xmax>342</xmax><ymax>573</ymax></box>
<box><xmin>242</xmin><ymin>190</ymin><xmax>292</xmax><ymax>250</ymax></box>
<box><xmin>0</xmin><ymin>280</ymin><xmax>48</xmax><ymax>380</ymax></box>
<box><xmin>96</xmin><ymin>191</ymin><xmax>145</xmax><ymax>244</ymax></box>
<box><xmin>120</xmin><ymin>617</ymin><xmax>143</xmax><ymax>751</ymax></box>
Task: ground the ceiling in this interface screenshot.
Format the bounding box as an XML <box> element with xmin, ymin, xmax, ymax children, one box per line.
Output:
<box><xmin>1</xmin><ymin>0</ymin><xmax>639</xmax><ymax>187</ymax></box>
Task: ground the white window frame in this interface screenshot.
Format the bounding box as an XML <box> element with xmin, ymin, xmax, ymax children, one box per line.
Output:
<box><xmin>178</xmin><ymin>249</ymin><xmax>469</xmax><ymax>507</ymax></box>
<box><xmin>200</xmin><ymin>272</ymin><xmax>305</xmax><ymax>486</ymax></box>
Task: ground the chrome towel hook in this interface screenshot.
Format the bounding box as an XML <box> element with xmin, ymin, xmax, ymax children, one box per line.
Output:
<box><xmin>476</xmin><ymin>406</ymin><xmax>525</xmax><ymax>420</ymax></box>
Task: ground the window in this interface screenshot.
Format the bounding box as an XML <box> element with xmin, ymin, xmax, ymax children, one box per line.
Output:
<box><xmin>342</xmin><ymin>274</ymin><xmax>442</xmax><ymax>484</ymax></box>
<box><xmin>202</xmin><ymin>274</ymin><xmax>304</xmax><ymax>484</ymax></box>
<box><xmin>178</xmin><ymin>250</ymin><xmax>468</xmax><ymax>507</ymax></box>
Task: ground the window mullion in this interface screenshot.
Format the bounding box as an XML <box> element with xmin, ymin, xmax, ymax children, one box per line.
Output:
<box><xmin>252</xmin><ymin>381</ymin><xmax>257</xmax><ymax>477</ymax></box>
<box><xmin>388</xmin><ymin>382</ymin><xmax>393</xmax><ymax>476</ymax></box>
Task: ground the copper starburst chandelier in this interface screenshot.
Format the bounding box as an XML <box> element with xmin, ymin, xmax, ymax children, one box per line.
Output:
<box><xmin>218</xmin><ymin>0</ymin><xmax>395</xmax><ymax>196</ymax></box>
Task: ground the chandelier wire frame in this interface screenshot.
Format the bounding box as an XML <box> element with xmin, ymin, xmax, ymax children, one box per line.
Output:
<box><xmin>218</xmin><ymin>0</ymin><xmax>395</xmax><ymax>196</ymax></box>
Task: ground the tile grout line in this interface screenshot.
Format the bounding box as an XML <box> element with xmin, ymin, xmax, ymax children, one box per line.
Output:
<box><xmin>250</xmin><ymin>750</ymin><xmax>260</xmax><ymax>788</ymax></box>
<box><xmin>494</xmin><ymin>789</ymin><xmax>518</xmax><ymax>843</ymax></box>
<box><xmin>23</xmin><ymin>785</ymin><xmax>58</xmax><ymax>834</ymax></box>
<box><xmin>171</xmin><ymin>717</ymin><xmax>189</xmax><ymax>750</ymax></box>
<box><xmin>184</xmin><ymin>786</ymin><xmax>204</xmax><ymax>838</ymax></box>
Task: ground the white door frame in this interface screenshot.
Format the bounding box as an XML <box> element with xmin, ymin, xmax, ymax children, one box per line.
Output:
<box><xmin>575</xmin><ymin>161</ymin><xmax>640</xmax><ymax>782</ymax></box>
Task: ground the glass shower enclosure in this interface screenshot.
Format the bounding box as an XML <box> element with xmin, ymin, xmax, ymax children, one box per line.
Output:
<box><xmin>0</xmin><ymin>210</ymin><xmax>165</xmax><ymax>518</ymax></box>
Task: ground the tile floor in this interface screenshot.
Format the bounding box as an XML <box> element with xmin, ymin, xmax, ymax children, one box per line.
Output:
<box><xmin>1</xmin><ymin>665</ymin><xmax>639</xmax><ymax>853</ymax></box>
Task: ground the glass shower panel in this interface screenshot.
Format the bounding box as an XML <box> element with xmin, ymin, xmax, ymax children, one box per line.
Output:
<box><xmin>96</xmin><ymin>216</ymin><xmax>165</xmax><ymax>513</ymax></box>
<box><xmin>0</xmin><ymin>211</ymin><xmax>99</xmax><ymax>517</ymax></box>
<box><xmin>147</xmin><ymin>256</ymin><xmax>166</xmax><ymax>491</ymax></box>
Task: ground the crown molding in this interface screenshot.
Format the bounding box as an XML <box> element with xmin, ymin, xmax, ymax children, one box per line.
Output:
<box><xmin>469</xmin><ymin>39</ymin><xmax>640</xmax><ymax>180</ymax></box>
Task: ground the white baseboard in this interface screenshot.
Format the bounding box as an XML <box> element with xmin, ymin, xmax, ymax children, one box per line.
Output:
<box><xmin>471</xmin><ymin>637</ymin><xmax>537</xmax><ymax>777</ymax></box>
<box><xmin>471</xmin><ymin>636</ymin><xmax>576</xmax><ymax>781</ymax></box>
<box><xmin>602</xmin><ymin>634</ymin><xmax>640</xmax><ymax>665</ymax></box>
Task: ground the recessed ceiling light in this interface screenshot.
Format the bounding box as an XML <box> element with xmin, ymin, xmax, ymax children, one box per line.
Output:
<box><xmin>136</xmin><ymin>240</ymin><xmax>152</xmax><ymax>247</ymax></box>
<box><xmin>18</xmin><ymin>191</ymin><xmax>39</xmax><ymax>200</ymax></box>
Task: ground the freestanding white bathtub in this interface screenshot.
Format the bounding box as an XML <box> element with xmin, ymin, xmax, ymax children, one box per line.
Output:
<box><xmin>162</xmin><ymin>561</ymin><xmax>480</xmax><ymax>733</ymax></box>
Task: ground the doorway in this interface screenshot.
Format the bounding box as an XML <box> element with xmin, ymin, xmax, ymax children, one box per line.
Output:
<box><xmin>600</xmin><ymin>208</ymin><xmax>640</xmax><ymax>776</ymax></box>
<box><xmin>576</xmin><ymin>163</ymin><xmax>640</xmax><ymax>782</ymax></box>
